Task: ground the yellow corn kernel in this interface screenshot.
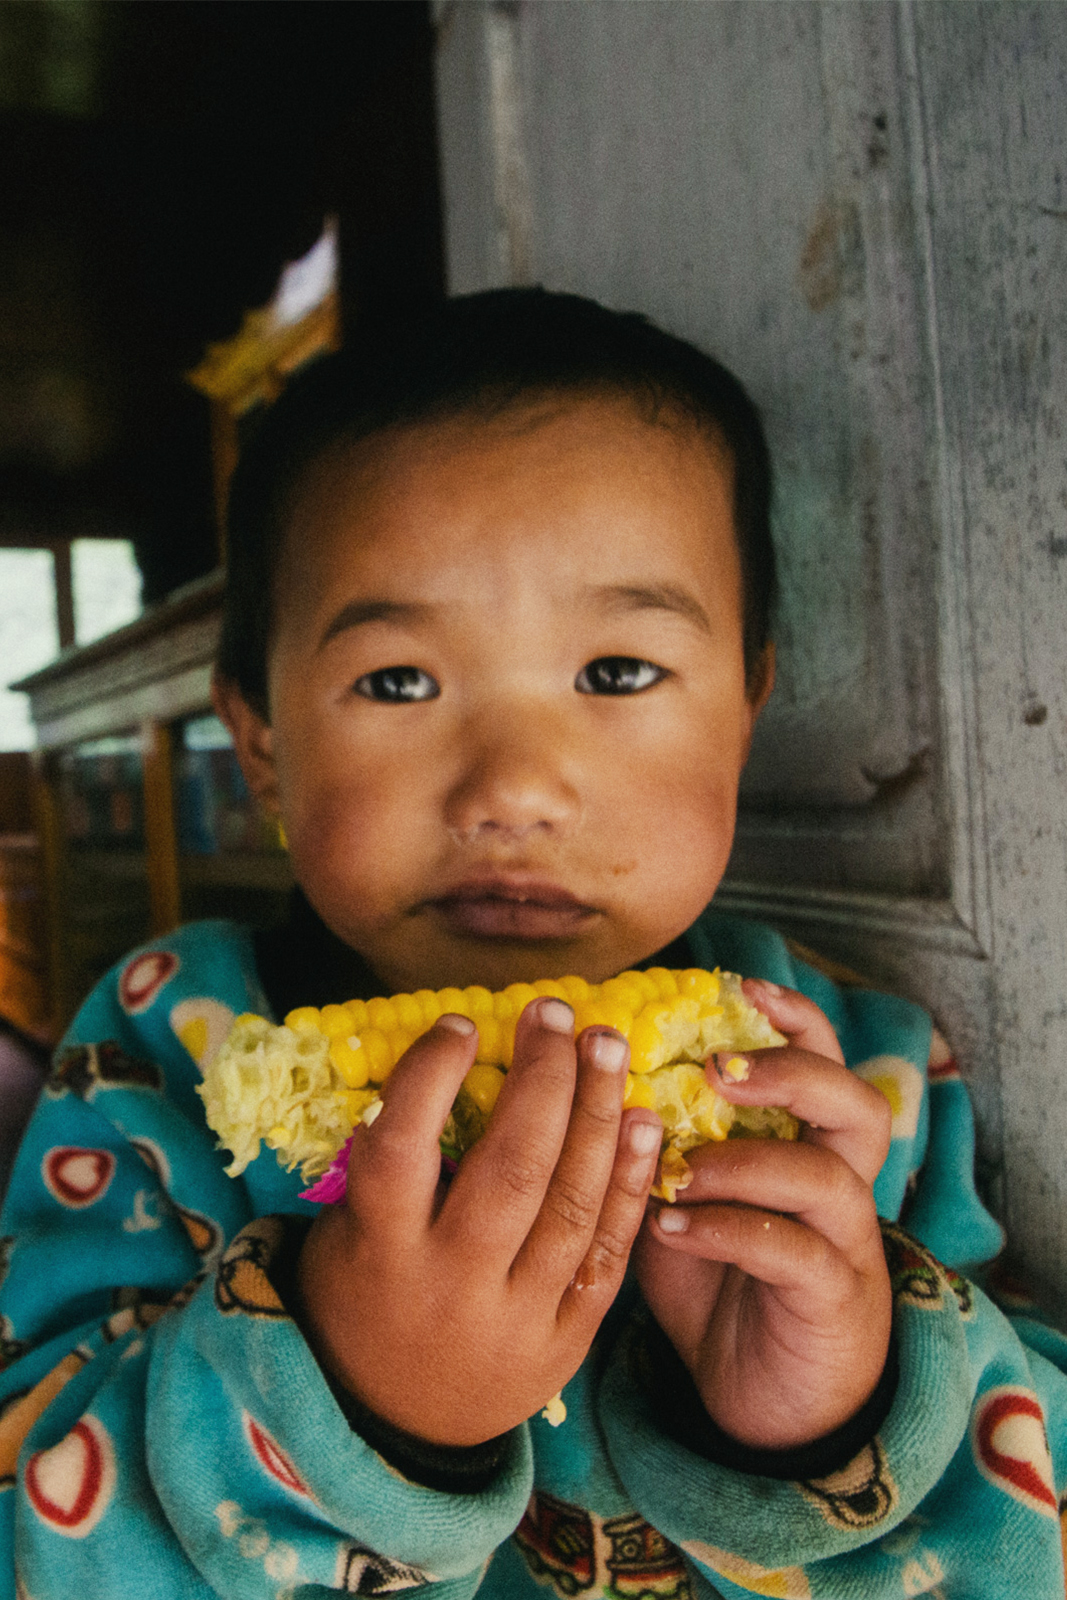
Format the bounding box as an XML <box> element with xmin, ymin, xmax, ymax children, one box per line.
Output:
<box><xmin>474</xmin><ymin>1015</ymin><xmax>503</xmax><ymax>1062</ymax></box>
<box><xmin>329</xmin><ymin>1035</ymin><xmax>370</xmax><ymax>1088</ymax></box>
<box><xmin>393</xmin><ymin>993</ymin><xmax>425</xmax><ymax>1033</ymax></box>
<box><xmin>532</xmin><ymin>978</ymin><xmax>569</xmax><ymax>1000</ymax></box>
<box><xmin>345</xmin><ymin>1088</ymin><xmax>379</xmax><ymax>1122</ymax></box>
<box><xmin>628</xmin><ymin>1012</ymin><xmax>665</xmax><ymax>1074</ymax></box>
<box><xmin>463</xmin><ymin>1062</ymin><xmax>506</xmax><ymax>1116</ymax></box>
<box><xmin>555</xmin><ymin>974</ymin><xmax>592</xmax><ymax>1005</ymax></box>
<box><xmin>365</xmin><ymin>997</ymin><xmax>398</xmax><ymax>1034</ymax></box>
<box><xmin>343</xmin><ymin>999</ymin><xmax>369</xmax><ymax>1031</ymax></box>
<box><xmin>623</xmin><ymin>1073</ymin><xmax>656</xmax><ymax>1110</ymax></box>
<box><xmin>599</xmin><ymin>975</ymin><xmax>648</xmax><ymax>1013</ymax></box>
<box><xmin>439</xmin><ymin>987</ymin><xmax>471</xmax><ymax>1019</ymax></box>
<box><xmin>573</xmin><ymin>999</ymin><xmax>633</xmax><ymax>1038</ymax></box>
<box><xmin>388</xmin><ymin>1031</ymin><xmax>417</xmax><ymax>1068</ymax></box>
<box><xmin>463</xmin><ymin>985</ymin><xmax>495</xmax><ymax>1018</ymax></box>
<box><xmin>414</xmin><ymin>989</ymin><xmax>442</xmax><ymax>1027</ymax></box>
<box><xmin>267</xmin><ymin>1124</ymin><xmax>291</xmax><ymax>1146</ymax></box>
<box><xmin>235</xmin><ymin>1012</ymin><xmax>264</xmax><ymax>1027</ymax></box>
<box><xmin>360</xmin><ymin>1029</ymin><xmax>393</xmax><ymax>1083</ymax></box>
<box><xmin>644</xmin><ymin>967</ymin><xmax>679</xmax><ymax>999</ymax></box>
<box><xmin>617</xmin><ymin>960</ymin><xmax>659</xmax><ymax>998</ymax></box>
<box><xmin>502</xmin><ymin>982</ymin><xmax>539</xmax><ymax>1018</ymax></box>
<box><xmin>284</xmin><ymin>1006</ymin><xmax>321</xmax><ymax>1032</ymax></box>
<box><xmin>677</xmin><ymin>968</ymin><xmax>721</xmax><ymax>1005</ymax></box>
<box><xmin>319</xmin><ymin>1004</ymin><xmax>356</xmax><ymax>1039</ymax></box>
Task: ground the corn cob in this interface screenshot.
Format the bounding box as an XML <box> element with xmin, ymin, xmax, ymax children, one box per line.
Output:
<box><xmin>198</xmin><ymin>967</ymin><xmax>795</xmax><ymax>1202</ymax></box>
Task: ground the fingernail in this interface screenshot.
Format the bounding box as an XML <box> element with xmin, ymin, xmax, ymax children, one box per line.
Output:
<box><xmin>747</xmin><ymin>978</ymin><xmax>782</xmax><ymax>998</ymax></box>
<box><xmin>627</xmin><ymin>1118</ymin><xmax>661</xmax><ymax>1156</ymax></box>
<box><xmin>716</xmin><ymin>1053</ymin><xmax>750</xmax><ymax>1082</ymax></box>
<box><xmin>537</xmin><ymin>998</ymin><xmax>575</xmax><ymax>1034</ymax></box>
<box><xmin>438</xmin><ymin>1013</ymin><xmax>477</xmax><ymax>1035</ymax></box>
<box><xmin>584</xmin><ymin>1028</ymin><xmax>628</xmax><ymax>1071</ymax></box>
<box><xmin>657</xmin><ymin>1207</ymin><xmax>689</xmax><ymax>1233</ymax></box>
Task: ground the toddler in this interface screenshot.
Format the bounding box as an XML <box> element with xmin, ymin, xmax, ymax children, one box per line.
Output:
<box><xmin>0</xmin><ymin>291</ymin><xmax>1062</xmax><ymax>1599</ymax></box>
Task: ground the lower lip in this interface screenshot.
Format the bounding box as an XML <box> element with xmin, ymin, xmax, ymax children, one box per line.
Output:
<box><xmin>432</xmin><ymin>896</ymin><xmax>597</xmax><ymax>940</ymax></box>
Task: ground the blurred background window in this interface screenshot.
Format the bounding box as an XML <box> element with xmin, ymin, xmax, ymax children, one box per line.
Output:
<box><xmin>0</xmin><ymin>549</ymin><xmax>59</xmax><ymax>751</ymax></box>
<box><xmin>0</xmin><ymin>538</ymin><xmax>142</xmax><ymax>751</ymax></box>
<box><xmin>71</xmin><ymin>538</ymin><xmax>142</xmax><ymax>646</ymax></box>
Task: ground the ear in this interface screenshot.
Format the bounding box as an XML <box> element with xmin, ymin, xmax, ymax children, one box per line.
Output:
<box><xmin>211</xmin><ymin>671</ymin><xmax>281</xmax><ymax>817</ymax></box>
<box><xmin>741</xmin><ymin>642</ymin><xmax>775</xmax><ymax>757</ymax></box>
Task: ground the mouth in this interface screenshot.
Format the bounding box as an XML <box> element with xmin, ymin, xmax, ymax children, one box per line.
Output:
<box><xmin>427</xmin><ymin>878</ymin><xmax>600</xmax><ymax>941</ymax></box>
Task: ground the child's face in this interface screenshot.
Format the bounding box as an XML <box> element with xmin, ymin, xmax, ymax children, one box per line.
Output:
<box><xmin>226</xmin><ymin>393</ymin><xmax>772</xmax><ymax>993</ymax></box>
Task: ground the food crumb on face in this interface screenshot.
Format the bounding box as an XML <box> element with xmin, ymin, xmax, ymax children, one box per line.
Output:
<box><xmin>541</xmin><ymin>1392</ymin><xmax>567</xmax><ymax>1427</ymax></box>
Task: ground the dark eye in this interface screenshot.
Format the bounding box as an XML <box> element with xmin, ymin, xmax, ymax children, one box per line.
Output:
<box><xmin>575</xmin><ymin>657</ymin><xmax>666</xmax><ymax>695</ymax></box>
<box><xmin>354</xmin><ymin>666</ymin><xmax>440</xmax><ymax>703</ymax></box>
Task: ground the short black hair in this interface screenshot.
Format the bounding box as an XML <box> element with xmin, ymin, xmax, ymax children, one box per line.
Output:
<box><xmin>219</xmin><ymin>287</ymin><xmax>775</xmax><ymax>715</ymax></box>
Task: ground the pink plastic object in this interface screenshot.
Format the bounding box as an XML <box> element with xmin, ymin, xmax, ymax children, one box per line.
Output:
<box><xmin>299</xmin><ymin>1138</ymin><xmax>459</xmax><ymax>1204</ymax></box>
<box><xmin>299</xmin><ymin>1136</ymin><xmax>352</xmax><ymax>1203</ymax></box>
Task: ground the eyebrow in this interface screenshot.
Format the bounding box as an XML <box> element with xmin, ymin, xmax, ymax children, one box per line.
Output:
<box><xmin>585</xmin><ymin>582</ymin><xmax>712</xmax><ymax>634</ymax></box>
<box><xmin>318</xmin><ymin>598</ymin><xmax>434</xmax><ymax>651</ymax></box>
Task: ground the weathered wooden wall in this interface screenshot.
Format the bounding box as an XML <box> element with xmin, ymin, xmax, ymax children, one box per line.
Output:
<box><xmin>433</xmin><ymin>1</ymin><xmax>1067</xmax><ymax>1312</ymax></box>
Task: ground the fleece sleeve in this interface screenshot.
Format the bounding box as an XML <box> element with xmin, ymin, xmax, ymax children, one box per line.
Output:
<box><xmin>595</xmin><ymin>1222</ymin><xmax>1067</xmax><ymax>1599</ymax></box>
<box><xmin>0</xmin><ymin>926</ymin><xmax>531</xmax><ymax>1600</ymax></box>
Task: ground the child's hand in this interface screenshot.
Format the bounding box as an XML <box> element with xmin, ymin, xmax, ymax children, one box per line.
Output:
<box><xmin>297</xmin><ymin>999</ymin><xmax>662</xmax><ymax>1446</ymax></box>
<box><xmin>632</xmin><ymin>980</ymin><xmax>893</xmax><ymax>1452</ymax></box>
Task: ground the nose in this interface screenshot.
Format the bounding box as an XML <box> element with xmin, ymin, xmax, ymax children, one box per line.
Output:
<box><xmin>443</xmin><ymin>713</ymin><xmax>584</xmax><ymax>843</ymax></box>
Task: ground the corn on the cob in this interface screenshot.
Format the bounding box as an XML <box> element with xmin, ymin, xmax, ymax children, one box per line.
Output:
<box><xmin>198</xmin><ymin>967</ymin><xmax>794</xmax><ymax>1201</ymax></box>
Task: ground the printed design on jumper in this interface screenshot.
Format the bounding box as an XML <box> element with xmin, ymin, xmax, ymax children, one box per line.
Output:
<box><xmin>119</xmin><ymin>948</ymin><xmax>179</xmax><ymax>1014</ymax></box>
<box><xmin>48</xmin><ymin>1041</ymin><xmax>162</xmax><ymax>1101</ymax></box>
<box><xmin>335</xmin><ymin>1541</ymin><xmax>434</xmax><ymax>1594</ymax></box>
<box><xmin>515</xmin><ymin>1492</ymin><xmax>595</xmax><ymax>1594</ymax></box>
<box><xmin>176</xmin><ymin>1204</ymin><xmax>223</xmax><ymax>1260</ymax></box>
<box><xmin>852</xmin><ymin>1056</ymin><xmax>924</xmax><ymax>1142</ymax></box>
<box><xmin>169</xmin><ymin>997</ymin><xmax>234</xmax><ymax>1072</ymax></box>
<box><xmin>798</xmin><ymin>1438</ymin><xmax>899</xmax><ymax>1530</ymax></box>
<box><xmin>214</xmin><ymin>1217</ymin><xmax>287</xmax><ymax>1319</ymax></box>
<box><xmin>971</xmin><ymin>1386</ymin><xmax>1057</xmax><ymax>1517</ymax></box>
<box><xmin>941</xmin><ymin>1264</ymin><xmax>975</xmax><ymax>1320</ymax></box>
<box><xmin>0</xmin><ymin>1349</ymin><xmax>90</xmax><ymax>1488</ymax></box>
<box><xmin>0</xmin><ymin>1317</ymin><xmax>27</xmax><ymax>1372</ymax></box>
<box><xmin>103</xmin><ymin>1286</ymin><xmax>173</xmax><ymax>1337</ymax></box>
<box><xmin>681</xmin><ymin>1541</ymin><xmax>811</xmax><ymax>1599</ymax></box>
<box><xmin>880</xmin><ymin>1221</ymin><xmax>949</xmax><ymax>1312</ymax></box>
<box><xmin>242</xmin><ymin>1411</ymin><xmax>312</xmax><ymax>1499</ymax></box>
<box><xmin>215</xmin><ymin>1500</ymin><xmax>301</xmax><ymax>1586</ymax></box>
<box><xmin>129</xmin><ymin>1135</ymin><xmax>171</xmax><ymax>1189</ymax></box>
<box><xmin>25</xmin><ymin>1413</ymin><xmax>116</xmax><ymax>1537</ymax></box>
<box><xmin>129</xmin><ymin>1135</ymin><xmax>223</xmax><ymax>1259</ymax></box>
<box><xmin>514</xmin><ymin>1492</ymin><xmax>693</xmax><ymax>1599</ymax></box>
<box><xmin>600</xmin><ymin>1511</ymin><xmax>693</xmax><ymax>1599</ymax></box>
<box><xmin>42</xmin><ymin>1147</ymin><xmax>116</xmax><ymax>1209</ymax></box>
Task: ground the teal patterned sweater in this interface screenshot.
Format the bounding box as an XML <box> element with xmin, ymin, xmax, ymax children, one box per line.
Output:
<box><xmin>0</xmin><ymin>910</ymin><xmax>1064</xmax><ymax>1599</ymax></box>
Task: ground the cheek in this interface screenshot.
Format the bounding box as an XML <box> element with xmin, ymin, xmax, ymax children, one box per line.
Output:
<box><xmin>277</xmin><ymin>741</ymin><xmax>426</xmax><ymax>896</ymax></box>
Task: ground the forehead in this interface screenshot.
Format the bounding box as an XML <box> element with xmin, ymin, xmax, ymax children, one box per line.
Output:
<box><xmin>277</xmin><ymin>393</ymin><xmax>741</xmax><ymax>607</ymax></box>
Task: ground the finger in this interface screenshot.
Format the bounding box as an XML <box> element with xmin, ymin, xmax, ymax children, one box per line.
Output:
<box><xmin>670</xmin><ymin>1138</ymin><xmax>882</xmax><ymax>1261</ymax></box>
<box><xmin>650</xmin><ymin>1199</ymin><xmax>857</xmax><ymax>1305</ymax></box>
<box><xmin>515</xmin><ymin>1027</ymin><xmax>640</xmax><ymax>1290</ymax></box>
<box><xmin>709</xmin><ymin>1048</ymin><xmax>892</xmax><ymax>1186</ymax></box>
<box><xmin>444</xmin><ymin>997</ymin><xmax>578</xmax><ymax>1251</ymax></box>
<box><xmin>559</xmin><ymin>1108</ymin><xmax>663</xmax><ymax>1325</ymax></box>
<box><xmin>345</xmin><ymin>1015</ymin><xmax>478</xmax><ymax>1232</ymax></box>
<box><xmin>741</xmin><ymin>979</ymin><xmax>845</xmax><ymax>1064</ymax></box>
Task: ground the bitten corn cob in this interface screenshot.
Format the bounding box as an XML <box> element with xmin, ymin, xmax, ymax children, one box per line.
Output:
<box><xmin>199</xmin><ymin>967</ymin><xmax>795</xmax><ymax>1201</ymax></box>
